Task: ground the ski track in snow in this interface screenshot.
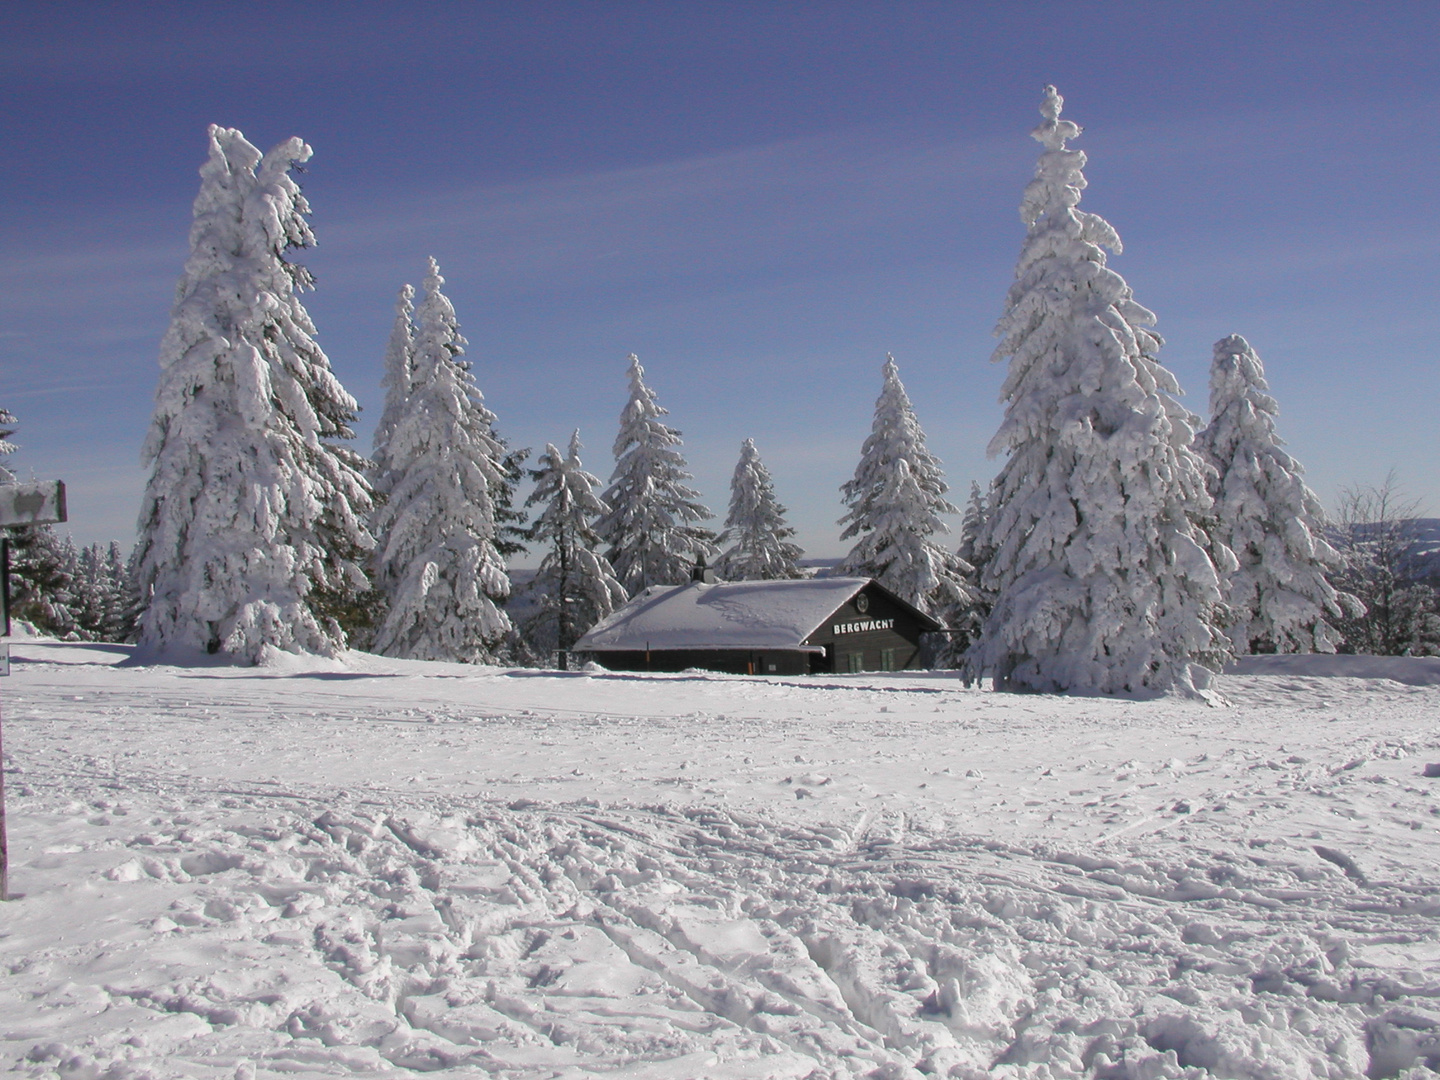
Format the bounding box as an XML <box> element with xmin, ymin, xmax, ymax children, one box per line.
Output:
<box><xmin>3</xmin><ymin>643</ymin><xmax>1440</xmax><ymax>1078</ymax></box>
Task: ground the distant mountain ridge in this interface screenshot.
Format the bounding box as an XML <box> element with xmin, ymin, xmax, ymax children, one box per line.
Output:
<box><xmin>1328</xmin><ymin>517</ymin><xmax>1440</xmax><ymax>582</ymax></box>
<box><xmin>1408</xmin><ymin>518</ymin><xmax>1440</xmax><ymax>579</ymax></box>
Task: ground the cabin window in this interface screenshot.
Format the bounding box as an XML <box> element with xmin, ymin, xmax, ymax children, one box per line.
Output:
<box><xmin>880</xmin><ymin>648</ymin><xmax>898</xmax><ymax>671</ymax></box>
<box><xmin>843</xmin><ymin>652</ymin><xmax>865</xmax><ymax>673</ymax></box>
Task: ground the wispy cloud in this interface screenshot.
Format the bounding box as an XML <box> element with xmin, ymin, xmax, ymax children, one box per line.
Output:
<box><xmin>312</xmin><ymin>125</ymin><xmax>1025</xmax><ymax>300</ymax></box>
<box><xmin>5</xmin><ymin>99</ymin><xmax>1438</xmax><ymax>549</ymax></box>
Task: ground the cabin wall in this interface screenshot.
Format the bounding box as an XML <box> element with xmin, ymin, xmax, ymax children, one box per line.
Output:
<box><xmin>803</xmin><ymin>586</ymin><xmax>929</xmax><ymax>673</ymax></box>
<box><xmin>582</xmin><ymin>649</ymin><xmax>814</xmax><ymax>676</ymax></box>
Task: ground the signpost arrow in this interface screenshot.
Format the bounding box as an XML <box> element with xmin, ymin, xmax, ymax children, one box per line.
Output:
<box><xmin>0</xmin><ymin>480</ymin><xmax>66</xmax><ymax>900</ymax></box>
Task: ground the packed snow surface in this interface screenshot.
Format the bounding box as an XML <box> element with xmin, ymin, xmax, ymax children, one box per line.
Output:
<box><xmin>3</xmin><ymin>642</ymin><xmax>1440</xmax><ymax>1079</ymax></box>
<box><xmin>577</xmin><ymin>579</ymin><xmax>870</xmax><ymax>652</ymax></box>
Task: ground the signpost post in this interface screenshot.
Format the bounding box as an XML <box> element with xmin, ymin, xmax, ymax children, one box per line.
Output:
<box><xmin>0</xmin><ymin>480</ymin><xmax>66</xmax><ymax>901</ymax></box>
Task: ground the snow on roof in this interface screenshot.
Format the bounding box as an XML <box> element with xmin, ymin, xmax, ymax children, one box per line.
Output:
<box><xmin>575</xmin><ymin>577</ymin><xmax>875</xmax><ymax>652</ymax></box>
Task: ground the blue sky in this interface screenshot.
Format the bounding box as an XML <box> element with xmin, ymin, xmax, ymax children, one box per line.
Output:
<box><xmin>2</xmin><ymin>1</ymin><xmax>1436</xmax><ymax>558</ymax></box>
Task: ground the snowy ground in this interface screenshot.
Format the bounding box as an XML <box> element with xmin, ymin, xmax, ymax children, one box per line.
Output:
<box><xmin>3</xmin><ymin>642</ymin><xmax>1440</xmax><ymax>1079</ymax></box>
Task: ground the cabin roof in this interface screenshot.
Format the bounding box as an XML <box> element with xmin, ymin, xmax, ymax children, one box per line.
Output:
<box><xmin>573</xmin><ymin>577</ymin><xmax>939</xmax><ymax>653</ymax></box>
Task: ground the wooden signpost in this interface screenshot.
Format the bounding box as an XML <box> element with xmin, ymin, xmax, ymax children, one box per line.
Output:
<box><xmin>0</xmin><ymin>480</ymin><xmax>66</xmax><ymax>900</ymax></box>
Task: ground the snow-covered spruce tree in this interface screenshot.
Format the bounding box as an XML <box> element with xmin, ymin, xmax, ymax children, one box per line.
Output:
<box><xmin>370</xmin><ymin>258</ymin><xmax>511</xmax><ymax>662</ymax></box>
<box><xmin>135</xmin><ymin>126</ymin><xmax>374</xmax><ymax>663</ymax></box>
<box><xmin>7</xmin><ymin>526</ymin><xmax>77</xmax><ymax>637</ymax></box>
<box><xmin>101</xmin><ymin>542</ymin><xmax>140</xmax><ymax>643</ymax></box>
<box><xmin>0</xmin><ymin>408</ymin><xmax>80</xmax><ymax>638</ymax></box>
<box><xmin>1196</xmin><ymin>334</ymin><xmax>1354</xmax><ymax>653</ymax></box>
<box><xmin>113</xmin><ymin>544</ymin><xmax>145</xmax><ymax>643</ymax></box>
<box><xmin>837</xmin><ymin>355</ymin><xmax>974</xmax><ymax>620</ymax></box>
<box><xmin>597</xmin><ymin>354</ymin><xmax>715</xmax><ymax>591</ymax></box>
<box><xmin>933</xmin><ymin>481</ymin><xmax>993</xmax><ymax>669</ymax></box>
<box><xmin>970</xmin><ymin>87</ymin><xmax>1227</xmax><ymax>695</ymax></box>
<box><xmin>67</xmin><ymin>540</ymin><xmax>139</xmax><ymax>643</ymax></box>
<box><xmin>714</xmin><ymin>439</ymin><xmax>803</xmax><ymax>581</ymax></box>
<box><xmin>71</xmin><ymin>543</ymin><xmax>107</xmax><ymax>641</ymax></box>
<box><xmin>491</xmin><ymin>443</ymin><xmax>532</xmax><ymax>562</ymax></box>
<box><xmin>957</xmin><ymin>482</ymin><xmax>990</xmax><ymax>582</ymax></box>
<box><xmin>522</xmin><ymin>431</ymin><xmax>628</xmax><ymax>659</ymax></box>
<box><xmin>372</xmin><ymin>280</ymin><xmax>528</xmax><ymax>562</ymax></box>
<box><xmin>370</xmin><ymin>283</ymin><xmax>415</xmax><ymax>500</ymax></box>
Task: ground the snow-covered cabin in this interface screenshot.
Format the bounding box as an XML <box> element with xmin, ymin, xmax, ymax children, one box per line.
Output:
<box><xmin>573</xmin><ymin>576</ymin><xmax>941</xmax><ymax>675</ymax></box>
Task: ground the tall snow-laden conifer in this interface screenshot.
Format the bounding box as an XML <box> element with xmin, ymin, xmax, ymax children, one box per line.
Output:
<box><xmin>715</xmin><ymin>439</ymin><xmax>803</xmax><ymax>580</ymax></box>
<box><xmin>72</xmin><ymin>543</ymin><xmax>108</xmax><ymax>640</ymax></box>
<box><xmin>491</xmin><ymin>444</ymin><xmax>531</xmax><ymax>561</ymax></box>
<box><xmin>7</xmin><ymin>528</ymin><xmax>77</xmax><ymax>637</ymax></box>
<box><xmin>1197</xmin><ymin>334</ymin><xmax>1353</xmax><ymax>653</ymax></box>
<box><xmin>933</xmin><ymin>481</ymin><xmax>993</xmax><ymax>669</ymax></box>
<box><xmin>837</xmin><ymin>355</ymin><xmax>973</xmax><ymax>618</ymax></box>
<box><xmin>370</xmin><ymin>283</ymin><xmax>415</xmax><ymax>499</ymax></box>
<box><xmin>370</xmin><ymin>259</ymin><xmax>511</xmax><ymax>662</ymax></box>
<box><xmin>523</xmin><ymin>431</ymin><xmax>628</xmax><ymax>658</ymax></box>
<box><xmin>103</xmin><ymin>542</ymin><xmax>140</xmax><ymax>643</ymax></box>
<box><xmin>597</xmin><ymin>354</ymin><xmax>715</xmax><ymax>591</ymax></box>
<box><xmin>136</xmin><ymin>126</ymin><xmax>374</xmax><ymax>663</ymax></box>
<box><xmin>68</xmin><ymin>541</ymin><xmax>136</xmax><ymax>644</ymax></box>
<box><xmin>957</xmin><ymin>482</ymin><xmax>989</xmax><ymax>576</ymax></box>
<box><xmin>972</xmin><ymin>88</ymin><xmax>1226</xmax><ymax>695</ymax></box>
